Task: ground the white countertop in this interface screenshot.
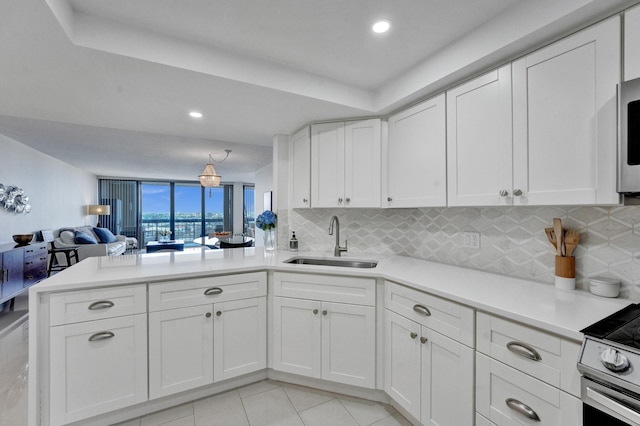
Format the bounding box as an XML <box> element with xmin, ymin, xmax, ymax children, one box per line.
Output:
<box><xmin>32</xmin><ymin>247</ymin><xmax>632</xmax><ymax>341</ymax></box>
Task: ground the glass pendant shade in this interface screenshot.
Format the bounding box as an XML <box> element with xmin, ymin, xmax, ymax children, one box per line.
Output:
<box><xmin>199</xmin><ymin>162</ymin><xmax>221</xmax><ymax>187</ymax></box>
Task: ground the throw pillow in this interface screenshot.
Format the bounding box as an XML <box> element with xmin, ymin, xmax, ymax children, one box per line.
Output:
<box><xmin>59</xmin><ymin>230</ymin><xmax>76</xmax><ymax>245</ymax></box>
<box><xmin>93</xmin><ymin>227</ymin><xmax>117</xmax><ymax>243</ymax></box>
<box><xmin>75</xmin><ymin>230</ymin><xmax>98</xmax><ymax>244</ymax></box>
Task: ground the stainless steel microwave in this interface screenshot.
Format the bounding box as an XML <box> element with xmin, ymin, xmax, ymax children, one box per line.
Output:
<box><xmin>618</xmin><ymin>77</ymin><xmax>640</xmax><ymax>194</ymax></box>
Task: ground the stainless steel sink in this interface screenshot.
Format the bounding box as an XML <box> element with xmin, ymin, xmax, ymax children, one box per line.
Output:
<box><xmin>284</xmin><ymin>257</ymin><xmax>378</xmax><ymax>268</ymax></box>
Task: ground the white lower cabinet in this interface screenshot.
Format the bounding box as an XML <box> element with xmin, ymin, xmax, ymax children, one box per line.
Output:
<box><xmin>384</xmin><ymin>309</ymin><xmax>474</xmax><ymax>426</ymax></box>
<box><xmin>148</xmin><ymin>273</ymin><xmax>267</xmax><ymax>399</ymax></box>
<box><xmin>476</xmin><ymin>353</ymin><xmax>581</xmax><ymax>426</ymax></box>
<box><xmin>149</xmin><ymin>297</ymin><xmax>267</xmax><ymax>399</ymax></box>
<box><xmin>50</xmin><ymin>314</ymin><xmax>148</xmax><ymax>426</ymax></box>
<box><xmin>272</xmin><ymin>272</ymin><xmax>376</xmax><ymax>389</ymax></box>
<box><xmin>476</xmin><ymin>311</ymin><xmax>583</xmax><ymax>426</ymax></box>
<box><xmin>273</xmin><ymin>296</ymin><xmax>376</xmax><ymax>388</ymax></box>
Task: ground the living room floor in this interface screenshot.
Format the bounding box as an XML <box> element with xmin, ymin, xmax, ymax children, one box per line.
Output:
<box><xmin>0</xmin><ymin>295</ymin><xmax>411</xmax><ymax>426</ymax></box>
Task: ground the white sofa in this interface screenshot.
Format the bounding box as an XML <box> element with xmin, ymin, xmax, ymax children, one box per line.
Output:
<box><xmin>55</xmin><ymin>226</ymin><xmax>127</xmax><ymax>261</ymax></box>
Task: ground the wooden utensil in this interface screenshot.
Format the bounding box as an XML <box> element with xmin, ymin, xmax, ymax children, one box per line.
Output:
<box><xmin>544</xmin><ymin>227</ymin><xmax>557</xmax><ymax>250</ymax></box>
<box><xmin>553</xmin><ymin>218</ymin><xmax>563</xmax><ymax>256</ymax></box>
<box><xmin>564</xmin><ymin>229</ymin><xmax>580</xmax><ymax>257</ymax></box>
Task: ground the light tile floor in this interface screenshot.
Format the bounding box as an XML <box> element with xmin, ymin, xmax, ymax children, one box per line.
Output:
<box><xmin>0</xmin><ymin>294</ymin><xmax>412</xmax><ymax>426</ymax></box>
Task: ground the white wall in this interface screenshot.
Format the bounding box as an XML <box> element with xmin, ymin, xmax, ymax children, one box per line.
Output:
<box><xmin>0</xmin><ymin>135</ymin><xmax>97</xmax><ymax>244</ymax></box>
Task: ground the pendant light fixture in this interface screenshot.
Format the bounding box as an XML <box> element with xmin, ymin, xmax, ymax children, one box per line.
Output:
<box><xmin>199</xmin><ymin>150</ymin><xmax>231</xmax><ymax>196</ymax></box>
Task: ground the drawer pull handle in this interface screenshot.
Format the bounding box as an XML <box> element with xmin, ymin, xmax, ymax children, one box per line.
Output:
<box><xmin>505</xmin><ymin>398</ymin><xmax>540</xmax><ymax>421</ymax></box>
<box><xmin>204</xmin><ymin>287</ymin><xmax>223</xmax><ymax>296</ymax></box>
<box><xmin>413</xmin><ymin>304</ymin><xmax>431</xmax><ymax>316</ymax></box>
<box><xmin>88</xmin><ymin>300</ymin><xmax>114</xmax><ymax>310</ymax></box>
<box><xmin>88</xmin><ymin>331</ymin><xmax>115</xmax><ymax>342</ymax></box>
<box><xmin>507</xmin><ymin>341</ymin><xmax>542</xmax><ymax>361</ymax></box>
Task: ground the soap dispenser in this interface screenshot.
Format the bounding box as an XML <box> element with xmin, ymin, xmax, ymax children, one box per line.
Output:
<box><xmin>289</xmin><ymin>231</ymin><xmax>299</xmax><ymax>252</ymax></box>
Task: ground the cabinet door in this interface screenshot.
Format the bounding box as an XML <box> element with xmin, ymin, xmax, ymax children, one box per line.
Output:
<box><xmin>213</xmin><ymin>297</ymin><xmax>266</xmax><ymax>382</ymax></box>
<box><xmin>1</xmin><ymin>248</ymin><xmax>24</xmax><ymax>301</ymax></box>
<box><xmin>447</xmin><ymin>65</ymin><xmax>513</xmax><ymax>206</ymax></box>
<box><xmin>49</xmin><ymin>314</ymin><xmax>147</xmax><ymax>425</ymax></box>
<box><xmin>344</xmin><ymin>119</ymin><xmax>381</xmax><ymax>208</ymax></box>
<box><xmin>311</xmin><ymin>122</ymin><xmax>345</xmax><ymax>207</ymax></box>
<box><xmin>321</xmin><ymin>302</ymin><xmax>375</xmax><ymax>388</ymax></box>
<box><xmin>384</xmin><ymin>309</ymin><xmax>422</xmax><ymax>420</ymax></box>
<box><xmin>512</xmin><ymin>16</ymin><xmax>620</xmax><ymax>205</ymax></box>
<box><xmin>625</xmin><ymin>4</ymin><xmax>640</xmax><ymax>82</ymax></box>
<box><xmin>272</xmin><ymin>297</ymin><xmax>322</xmax><ymax>378</ymax></box>
<box><xmin>149</xmin><ymin>305</ymin><xmax>214</xmax><ymax>399</ymax></box>
<box><xmin>290</xmin><ymin>126</ymin><xmax>311</xmax><ymax>209</ymax></box>
<box><xmin>386</xmin><ymin>94</ymin><xmax>446</xmax><ymax>207</ymax></box>
<box><xmin>421</xmin><ymin>327</ymin><xmax>474</xmax><ymax>426</ymax></box>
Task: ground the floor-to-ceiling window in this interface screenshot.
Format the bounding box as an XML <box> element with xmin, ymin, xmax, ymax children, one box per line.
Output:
<box><xmin>141</xmin><ymin>182</ymin><xmax>171</xmax><ymax>244</ymax></box>
<box><xmin>243</xmin><ymin>185</ymin><xmax>255</xmax><ymax>236</ymax></box>
<box><xmin>99</xmin><ymin>179</ymin><xmax>239</xmax><ymax>246</ymax></box>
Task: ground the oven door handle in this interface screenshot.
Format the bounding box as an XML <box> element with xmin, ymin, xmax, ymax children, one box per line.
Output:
<box><xmin>586</xmin><ymin>386</ymin><xmax>640</xmax><ymax>425</ymax></box>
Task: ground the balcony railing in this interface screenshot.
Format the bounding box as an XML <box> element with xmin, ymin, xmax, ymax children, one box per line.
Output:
<box><xmin>140</xmin><ymin>218</ymin><xmax>224</xmax><ymax>246</ymax></box>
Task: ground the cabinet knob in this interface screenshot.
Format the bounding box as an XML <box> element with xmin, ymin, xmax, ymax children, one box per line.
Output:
<box><xmin>410</xmin><ymin>332</ymin><xmax>418</xmax><ymax>339</ymax></box>
<box><xmin>338</xmin><ymin>198</ymin><xmax>343</xmax><ymax>204</ymax></box>
<box><xmin>420</xmin><ymin>337</ymin><xmax>428</xmax><ymax>344</ymax></box>
<box><xmin>499</xmin><ymin>189</ymin><xmax>509</xmax><ymax>197</ymax></box>
<box><xmin>313</xmin><ymin>309</ymin><xmax>319</xmax><ymax>315</ymax></box>
<box><xmin>303</xmin><ymin>198</ymin><xmax>308</xmax><ymax>203</ymax></box>
<box><xmin>387</xmin><ymin>197</ymin><xmax>392</xmax><ymax>202</ymax></box>
<box><xmin>345</xmin><ymin>197</ymin><xmax>351</xmax><ymax>204</ymax></box>
<box><xmin>513</xmin><ymin>189</ymin><xmax>523</xmax><ymax>197</ymax></box>
<box><xmin>322</xmin><ymin>310</ymin><xmax>328</xmax><ymax>316</ymax></box>
<box><xmin>205</xmin><ymin>312</ymin><xmax>212</xmax><ymax>318</ymax></box>
<box><xmin>216</xmin><ymin>311</ymin><xmax>222</xmax><ymax>317</ymax></box>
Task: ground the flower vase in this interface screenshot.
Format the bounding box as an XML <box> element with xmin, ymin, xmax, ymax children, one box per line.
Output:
<box><xmin>263</xmin><ymin>229</ymin><xmax>276</xmax><ymax>251</ymax></box>
<box><xmin>159</xmin><ymin>235</ymin><xmax>169</xmax><ymax>242</ymax></box>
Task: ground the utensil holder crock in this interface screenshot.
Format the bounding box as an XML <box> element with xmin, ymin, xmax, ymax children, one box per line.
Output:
<box><xmin>555</xmin><ymin>256</ymin><xmax>576</xmax><ymax>290</ymax></box>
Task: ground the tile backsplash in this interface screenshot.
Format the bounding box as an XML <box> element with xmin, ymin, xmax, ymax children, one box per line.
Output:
<box><xmin>281</xmin><ymin>206</ymin><xmax>640</xmax><ymax>299</ymax></box>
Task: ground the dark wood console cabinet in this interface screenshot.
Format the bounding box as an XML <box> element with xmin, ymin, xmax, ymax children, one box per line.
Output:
<box><xmin>0</xmin><ymin>242</ymin><xmax>47</xmax><ymax>305</ymax></box>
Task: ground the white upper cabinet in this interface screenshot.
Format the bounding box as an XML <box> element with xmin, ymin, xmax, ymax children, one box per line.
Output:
<box><xmin>289</xmin><ymin>127</ymin><xmax>311</xmax><ymax>209</ymax></box>
<box><xmin>625</xmin><ymin>4</ymin><xmax>640</xmax><ymax>81</ymax></box>
<box><xmin>311</xmin><ymin>119</ymin><xmax>381</xmax><ymax>208</ymax></box>
<box><xmin>447</xmin><ymin>65</ymin><xmax>513</xmax><ymax>206</ymax></box>
<box><xmin>385</xmin><ymin>94</ymin><xmax>447</xmax><ymax>207</ymax></box>
<box><xmin>512</xmin><ymin>16</ymin><xmax>621</xmax><ymax>205</ymax></box>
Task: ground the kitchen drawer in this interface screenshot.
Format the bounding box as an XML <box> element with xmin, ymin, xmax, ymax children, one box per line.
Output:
<box><xmin>23</xmin><ymin>243</ymin><xmax>47</xmax><ymax>258</ymax></box>
<box><xmin>149</xmin><ymin>272</ymin><xmax>266</xmax><ymax>311</ymax></box>
<box><xmin>476</xmin><ymin>353</ymin><xmax>582</xmax><ymax>426</ymax></box>
<box><xmin>50</xmin><ymin>284</ymin><xmax>147</xmax><ymax>326</ymax></box>
<box><xmin>273</xmin><ymin>272</ymin><xmax>375</xmax><ymax>306</ymax></box>
<box><xmin>476</xmin><ymin>311</ymin><xmax>581</xmax><ymax>397</ymax></box>
<box><xmin>384</xmin><ymin>281</ymin><xmax>474</xmax><ymax>347</ymax></box>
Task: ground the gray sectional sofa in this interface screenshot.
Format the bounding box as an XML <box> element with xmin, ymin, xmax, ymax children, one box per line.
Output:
<box><xmin>55</xmin><ymin>226</ymin><xmax>127</xmax><ymax>261</ymax></box>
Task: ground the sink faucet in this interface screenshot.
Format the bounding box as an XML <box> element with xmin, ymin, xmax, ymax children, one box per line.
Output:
<box><xmin>328</xmin><ymin>216</ymin><xmax>348</xmax><ymax>257</ymax></box>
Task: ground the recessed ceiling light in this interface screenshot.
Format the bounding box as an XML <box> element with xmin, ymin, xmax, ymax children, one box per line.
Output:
<box><xmin>372</xmin><ymin>19</ymin><xmax>391</xmax><ymax>34</ymax></box>
<box><xmin>189</xmin><ymin>111</ymin><xmax>203</xmax><ymax>119</ymax></box>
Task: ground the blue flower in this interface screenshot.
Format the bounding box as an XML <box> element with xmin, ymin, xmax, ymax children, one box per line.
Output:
<box><xmin>256</xmin><ymin>210</ymin><xmax>277</xmax><ymax>230</ymax></box>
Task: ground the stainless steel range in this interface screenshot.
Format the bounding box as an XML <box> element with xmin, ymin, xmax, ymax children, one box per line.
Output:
<box><xmin>578</xmin><ymin>303</ymin><xmax>640</xmax><ymax>426</ymax></box>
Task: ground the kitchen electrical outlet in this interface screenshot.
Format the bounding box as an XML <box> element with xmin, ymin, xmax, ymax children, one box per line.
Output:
<box><xmin>463</xmin><ymin>232</ymin><xmax>481</xmax><ymax>249</ymax></box>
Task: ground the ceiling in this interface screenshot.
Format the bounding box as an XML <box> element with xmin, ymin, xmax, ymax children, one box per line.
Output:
<box><xmin>0</xmin><ymin>0</ymin><xmax>636</xmax><ymax>182</ymax></box>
